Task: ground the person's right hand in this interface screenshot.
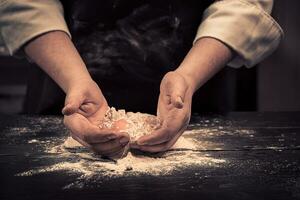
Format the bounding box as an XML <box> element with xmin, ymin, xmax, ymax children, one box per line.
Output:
<box><xmin>62</xmin><ymin>79</ymin><xmax>130</xmax><ymax>158</ymax></box>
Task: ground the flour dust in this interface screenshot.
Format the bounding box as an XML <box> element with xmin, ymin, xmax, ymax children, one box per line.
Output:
<box><xmin>15</xmin><ymin>109</ymin><xmax>228</xmax><ymax>189</ymax></box>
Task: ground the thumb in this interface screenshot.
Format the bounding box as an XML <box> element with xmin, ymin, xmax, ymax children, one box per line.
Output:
<box><xmin>62</xmin><ymin>93</ymin><xmax>85</xmax><ymax>116</ymax></box>
<box><xmin>162</xmin><ymin>72</ymin><xmax>188</xmax><ymax>109</ymax></box>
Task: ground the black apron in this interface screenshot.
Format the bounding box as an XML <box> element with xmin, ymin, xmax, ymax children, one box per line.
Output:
<box><xmin>24</xmin><ymin>0</ymin><xmax>237</xmax><ymax>114</ymax></box>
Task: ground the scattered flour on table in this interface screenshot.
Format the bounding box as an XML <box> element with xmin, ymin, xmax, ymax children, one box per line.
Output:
<box><xmin>17</xmin><ymin>108</ymin><xmax>227</xmax><ymax>189</ymax></box>
<box><xmin>28</xmin><ymin>139</ymin><xmax>39</xmax><ymax>144</ymax></box>
<box><xmin>17</xmin><ymin>135</ymin><xmax>226</xmax><ymax>189</ymax></box>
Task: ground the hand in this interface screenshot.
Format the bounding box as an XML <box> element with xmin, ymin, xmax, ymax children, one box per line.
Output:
<box><xmin>63</xmin><ymin>79</ymin><xmax>130</xmax><ymax>158</ymax></box>
<box><xmin>24</xmin><ymin>31</ymin><xmax>131</xmax><ymax>157</ymax></box>
<box><xmin>132</xmin><ymin>71</ymin><xmax>193</xmax><ymax>152</ymax></box>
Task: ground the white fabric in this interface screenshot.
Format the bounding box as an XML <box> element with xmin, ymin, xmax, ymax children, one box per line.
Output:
<box><xmin>194</xmin><ymin>0</ymin><xmax>283</xmax><ymax>67</ymax></box>
<box><xmin>0</xmin><ymin>0</ymin><xmax>70</xmax><ymax>56</ymax></box>
<box><xmin>0</xmin><ymin>0</ymin><xmax>283</xmax><ymax>68</ymax></box>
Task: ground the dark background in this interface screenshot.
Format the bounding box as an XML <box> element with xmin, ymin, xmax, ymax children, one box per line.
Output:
<box><xmin>0</xmin><ymin>0</ymin><xmax>299</xmax><ymax>114</ymax></box>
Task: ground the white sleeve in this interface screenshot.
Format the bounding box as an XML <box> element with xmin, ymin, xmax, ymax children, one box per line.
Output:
<box><xmin>194</xmin><ymin>0</ymin><xmax>283</xmax><ymax>68</ymax></box>
<box><xmin>0</xmin><ymin>0</ymin><xmax>71</xmax><ymax>56</ymax></box>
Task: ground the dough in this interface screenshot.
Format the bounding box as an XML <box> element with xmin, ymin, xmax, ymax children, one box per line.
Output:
<box><xmin>64</xmin><ymin>107</ymin><xmax>161</xmax><ymax>149</ymax></box>
<box><xmin>99</xmin><ymin>107</ymin><xmax>161</xmax><ymax>141</ymax></box>
<box><xmin>63</xmin><ymin>108</ymin><xmax>197</xmax><ymax>159</ymax></box>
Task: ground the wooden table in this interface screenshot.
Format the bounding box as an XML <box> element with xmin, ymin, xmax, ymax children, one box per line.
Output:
<box><xmin>0</xmin><ymin>113</ymin><xmax>300</xmax><ymax>200</ymax></box>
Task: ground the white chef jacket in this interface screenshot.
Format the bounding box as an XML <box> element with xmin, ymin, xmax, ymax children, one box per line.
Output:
<box><xmin>0</xmin><ymin>0</ymin><xmax>283</xmax><ymax>68</ymax></box>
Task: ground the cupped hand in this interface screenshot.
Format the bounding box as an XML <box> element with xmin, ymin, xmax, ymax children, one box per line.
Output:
<box><xmin>62</xmin><ymin>79</ymin><xmax>130</xmax><ymax>158</ymax></box>
<box><xmin>132</xmin><ymin>71</ymin><xmax>193</xmax><ymax>152</ymax></box>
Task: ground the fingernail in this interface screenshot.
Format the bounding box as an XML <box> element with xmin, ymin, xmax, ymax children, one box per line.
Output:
<box><xmin>119</xmin><ymin>137</ymin><xmax>129</xmax><ymax>145</ymax></box>
<box><xmin>61</xmin><ymin>107</ymin><xmax>69</xmax><ymax>115</ymax></box>
<box><xmin>174</xmin><ymin>96</ymin><xmax>184</xmax><ymax>108</ymax></box>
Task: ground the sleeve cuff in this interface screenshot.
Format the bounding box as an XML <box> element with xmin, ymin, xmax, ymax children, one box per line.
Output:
<box><xmin>0</xmin><ymin>0</ymin><xmax>71</xmax><ymax>56</ymax></box>
<box><xmin>194</xmin><ymin>0</ymin><xmax>284</xmax><ymax>68</ymax></box>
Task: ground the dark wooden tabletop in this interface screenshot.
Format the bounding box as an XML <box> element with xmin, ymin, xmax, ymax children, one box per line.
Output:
<box><xmin>0</xmin><ymin>112</ymin><xmax>300</xmax><ymax>200</ymax></box>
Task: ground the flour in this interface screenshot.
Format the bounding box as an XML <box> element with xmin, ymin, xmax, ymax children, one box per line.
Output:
<box><xmin>100</xmin><ymin>107</ymin><xmax>161</xmax><ymax>141</ymax></box>
<box><xmin>16</xmin><ymin>109</ymin><xmax>228</xmax><ymax>189</ymax></box>
<box><xmin>28</xmin><ymin>139</ymin><xmax>39</xmax><ymax>144</ymax></box>
<box><xmin>17</xmin><ymin>134</ymin><xmax>226</xmax><ymax>189</ymax></box>
<box><xmin>64</xmin><ymin>107</ymin><xmax>165</xmax><ymax>156</ymax></box>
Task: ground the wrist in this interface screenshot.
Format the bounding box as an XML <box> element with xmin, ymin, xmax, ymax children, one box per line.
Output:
<box><xmin>174</xmin><ymin>69</ymin><xmax>197</xmax><ymax>94</ymax></box>
<box><xmin>66</xmin><ymin>77</ymin><xmax>96</xmax><ymax>94</ymax></box>
<box><xmin>173</xmin><ymin>70</ymin><xmax>197</xmax><ymax>96</ymax></box>
<box><xmin>175</xmin><ymin>38</ymin><xmax>232</xmax><ymax>93</ymax></box>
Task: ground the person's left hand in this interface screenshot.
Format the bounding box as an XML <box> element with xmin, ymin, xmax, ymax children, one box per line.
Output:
<box><xmin>131</xmin><ymin>71</ymin><xmax>193</xmax><ymax>152</ymax></box>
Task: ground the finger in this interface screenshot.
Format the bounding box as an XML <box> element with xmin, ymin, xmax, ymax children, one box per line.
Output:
<box><xmin>64</xmin><ymin>114</ymin><xmax>118</xmax><ymax>143</ymax></box>
<box><xmin>91</xmin><ymin>136</ymin><xmax>129</xmax><ymax>156</ymax></box>
<box><xmin>169</xmin><ymin>82</ymin><xmax>186</xmax><ymax>109</ymax></box>
<box><xmin>70</xmin><ymin>133</ymin><xmax>91</xmax><ymax>148</ymax></box>
<box><xmin>87</xmin><ymin>131</ymin><xmax>129</xmax><ymax>144</ymax></box>
<box><xmin>62</xmin><ymin>104</ymin><xmax>79</xmax><ymax>115</ymax></box>
<box><xmin>136</xmin><ymin>128</ymin><xmax>172</xmax><ymax>146</ymax></box>
<box><xmin>131</xmin><ymin>142</ymin><xmax>169</xmax><ymax>153</ymax></box>
<box><xmin>135</xmin><ymin>122</ymin><xmax>186</xmax><ymax>147</ymax></box>
<box><xmin>132</xmin><ymin>133</ymin><xmax>181</xmax><ymax>153</ymax></box>
<box><xmin>106</xmin><ymin>147</ymin><xmax>127</xmax><ymax>159</ymax></box>
<box><xmin>161</xmin><ymin>72</ymin><xmax>188</xmax><ymax>109</ymax></box>
<box><xmin>62</xmin><ymin>93</ymin><xmax>85</xmax><ymax>115</ymax></box>
<box><xmin>83</xmin><ymin>129</ymin><xmax>119</xmax><ymax>144</ymax></box>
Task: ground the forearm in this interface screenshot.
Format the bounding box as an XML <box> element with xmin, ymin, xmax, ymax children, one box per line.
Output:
<box><xmin>24</xmin><ymin>31</ymin><xmax>92</xmax><ymax>93</ymax></box>
<box><xmin>176</xmin><ymin>37</ymin><xmax>233</xmax><ymax>93</ymax></box>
